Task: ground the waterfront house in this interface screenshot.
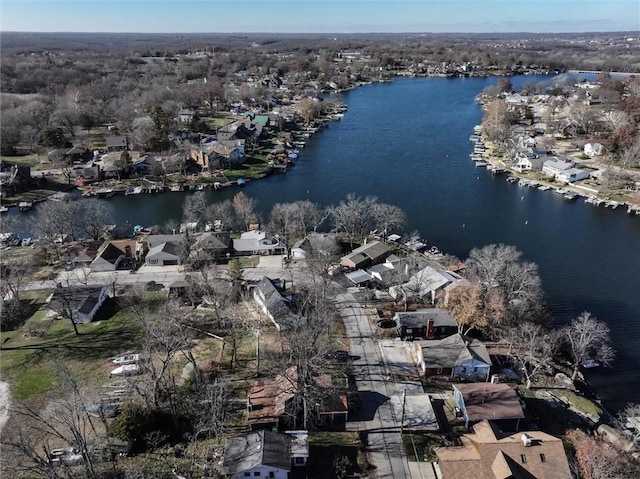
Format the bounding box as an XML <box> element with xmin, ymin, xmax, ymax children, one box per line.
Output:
<box><xmin>90</xmin><ymin>240</ymin><xmax>143</xmax><ymax>272</ymax></box>
<box><xmin>253</xmin><ymin>277</ymin><xmax>295</xmax><ymax>331</ymax></box>
<box><xmin>542</xmin><ymin>159</ymin><xmax>589</xmax><ymax>183</ymax></box>
<box><xmin>234</xmin><ymin>230</ymin><xmax>285</xmax><ymax>256</ymax></box>
<box><xmin>413</xmin><ymin>334</ymin><xmax>492</xmax><ymax>381</ymax></box>
<box><xmin>49</xmin><ymin>285</ymin><xmax>110</xmax><ymax>324</ymax></box>
<box><xmin>434</xmin><ymin>420</ymin><xmax>572</xmax><ymax>479</ymax></box>
<box><xmin>223</xmin><ymin>430</ymin><xmax>291</xmax><ymax>479</ymax></box>
<box><xmin>389</xmin><ymin>265</ymin><xmax>463</xmax><ymax>304</ymax></box>
<box><xmin>584</xmin><ymin>142</ymin><xmax>604</xmax><ymax>157</ymax></box>
<box><xmin>178</xmin><ymin>109</ymin><xmax>196</xmax><ymax>123</ymax></box>
<box><xmin>367</xmin><ymin>254</ymin><xmax>411</xmax><ymax>286</ymax></box>
<box><xmin>453</xmin><ymin>383</ymin><xmax>525</xmax><ymax>429</ymax></box>
<box><xmin>340</xmin><ymin>240</ymin><xmax>390</xmax><ymax>269</ymax></box>
<box><xmin>61</xmin><ymin>241</ymin><xmax>101</xmax><ymax>269</ymax></box>
<box><xmin>394</xmin><ymin>308</ymin><xmax>458</xmax><ymax>340</ymax></box>
<box><xmin>514</xmin><ymin>155</ymin><xmax>544</xmax><ymax>173</ymax></box>
<box><xmin>290</xmin><ymin>233</ymin><xmax>339</xmax><ymax>260</ymax></box>
<box><xmin>48</xmin><ymin>146</ymin><xmax>90</xmax><ymax>164</ymax></box>
<box><xmin>75</xmin><ymin>166</ymin><xmax>101</xmax><ymax>186</ymax></box>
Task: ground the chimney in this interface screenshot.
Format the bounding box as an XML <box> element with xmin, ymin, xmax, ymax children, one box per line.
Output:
<box><xmin>521</xmin><ymin>434</ymin><xmax>532</xmax><ymax>447</ymax></box>
<box><xmin>426</xmin><ymin>319</ymin><xmax>435</xmax><ymax>339</ymax></box>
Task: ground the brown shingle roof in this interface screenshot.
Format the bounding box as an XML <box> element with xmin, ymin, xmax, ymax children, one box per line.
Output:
<box><xmin>455</xmin><ymin>383</ymin><xmax>525</xmax><ymax>422</ymax></box>
<box><xmin>435</xmin><ymin>420</ymin><xmax>572</xmax><ymax>479</ymax></box>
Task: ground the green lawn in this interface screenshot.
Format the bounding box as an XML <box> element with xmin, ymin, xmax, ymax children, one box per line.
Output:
<box><xmin>1</xmin><ymin>298</ymin><xmax>142</xmax><ymax>400</ymax></box>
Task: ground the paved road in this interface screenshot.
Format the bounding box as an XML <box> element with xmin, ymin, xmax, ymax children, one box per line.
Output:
<box><xmin>337</xmin><ymin>290</ymin><xmax>412</xmax><ymax>479</ymax></box>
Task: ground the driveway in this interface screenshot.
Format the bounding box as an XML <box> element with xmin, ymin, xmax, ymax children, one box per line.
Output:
<box><xmin>337</xmin><ymin>289</ymin><xmax>412</xmax><ymax>478</ymax></box>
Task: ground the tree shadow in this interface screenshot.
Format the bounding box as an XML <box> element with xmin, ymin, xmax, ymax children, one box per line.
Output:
<box><xmin>349</xmin><ymin>391</ymin><xmax>389</xmax><ymax>422</ymax></box>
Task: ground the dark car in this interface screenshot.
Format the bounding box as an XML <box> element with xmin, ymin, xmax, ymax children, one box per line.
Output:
<box><xmin>326</xmin><ymin>350</ymin><xmax>350</xmax><ymax>362</ymax></box>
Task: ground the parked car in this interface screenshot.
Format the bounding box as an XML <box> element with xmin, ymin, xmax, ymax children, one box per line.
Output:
<box><xmin>112</xmin><ymin>353</ymin><xmax>140</xmax><ymax>365</ymax></box>
<box><xmin>109</xmin><ymin>364</ymin><xmax>142</xmax><ymax>377</ymax></box>
<box><xmin>85</xmin><ymin>403</ymin><xmax>120</xmax><ymax>418</ymax></box>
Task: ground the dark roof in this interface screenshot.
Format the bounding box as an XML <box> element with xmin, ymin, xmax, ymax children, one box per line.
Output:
<box><xmin>49</xmin><ymin>286</ymin><xmax>106</xmax><ymax>316</ymax></box>
<box><xmin>255</xmin><ymin>277</ymin><xmax>292</xmax><ymax>319</ymax></box>
<box><xmin>454</xmin><ymin>384</ymin><xmax>525</xmax><ymax>422</ymax></box>
<box><xmin>394</xmin><ymin>308</ymin><xmax>457</xmax><ymax>329</ymax></box>
<box><xmin>223</xmin><ymin>430</ymin><xmax>291</xmax><ymax>474</ymax></box>
<box><xmin>106</xmin><ymin>136</ymin><xmax>128</xmax><ymax>148</ymax></box>
<box><xmin>418</xmin><ymin>334</ymin><xmax>492</xmax><ymax>369</ymax></box>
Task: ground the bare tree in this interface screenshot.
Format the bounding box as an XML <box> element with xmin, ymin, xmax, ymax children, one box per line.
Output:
<box><xmin>481</xmin><ymin>99</ymin><xmax>518</xmax><ymax>148</ymax></box>
<box><xmin>371</xmin><ymin>202</ymin><xmax>407</xmax><ymax>242</ymax></box>
<box><xmin>232</xmin><ymin>191</ymin><xmax>258</xmax><ymax>231</ymax></box>
<box><xmin>567</xmin><ymin>429</ymin><xmax>640</xmax><ymax>479</ymax></box>
<box><xmin>203</xmin><ymin>199</ymin><xmax>237</xmax><ymax>232</ymax></box>
<box><xmin>182</xmin><ymin>191</ymin><xmax>207</xmax><ymax>228</ymax></box>
<box><xmin>268</xmin><ymin>201</ymin><xmax>324</xmax><ymax>257</ymax></box>
<box><xmin>464</xmin><ymin>244</ymin><xmax>544</xmax><ymax>325</ymax></box>
<box><xmin>445</xmin><ymin>280</ymin><xmax>508</xmax><ymax>334</ymax></box>
<box><xmin>79</xmin><ymin>199</ymin><xmax>114</xmax><ymax>241</ymax></box>
<box><xmin>33</xmin><ymin>200</ymin><xmax>81</xmax><ymax>244</ymax></box>
<box><xmin>329</xmin><ymin>193</ymin><xmax>376</xmax><ymax>247</ymax></box>
<box><xmin>562</xmin><ymin>311</ymin><xmax>615</xmax><ymax>381</ymax></box>
<box><xmin>501</xmin><ymin>322</ymin><xmax>561</xmax><ymax>389</ymax></box>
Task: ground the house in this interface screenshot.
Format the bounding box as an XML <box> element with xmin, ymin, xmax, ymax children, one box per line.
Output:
<box><xmin>413</xmin><ymin>334</ymin><xmax>492</xmax><ymax>381</ymax></box>
<box><xmin>90</xmin><ymin>240</ymin><xmax>143</xmax><ymax>272</ymax></box>
<box><xmin>453</xmin><ymin>383</ymin><xmax>525</xmax><ymax>429</ymax></box>
<box><xmin>105</xmin><ymin>135</ymin><xmax>129</xmax><ymax>152</ymax></box>
<box><xmin>395</xmin><ymin>308</ymin><xmax>458</xmax><ymax>340</ymax></box>
<box><xmin>61</xmin><ymin>241</ymin><xmax>101</xmax><ymax>269</ymax></box>
<box><xmin>344</xmin><ymin>269</ymin><xmax>373</xmax><ymax>286</ymax></box>
<box><xmin>584</xmin><ymin>142</ymin><xmax>604</xmax><ymax>157</ymax></box>
<box><xmin>367</xmin><ymin>254</ymin><xmax>411</xmax><ymax>285</ymax></box>
<box><xmin>234</xmin><ymin>230</ymin><xmax>285</xmax><ymax>256</ymax></box>
<box><xmin>223</xmin><ymin>430</ymin><xmax>291</xmax><ymax>479</ymax></box>
<box><xmin>75</xmin><ymin>166</ymin><xmax>101</xmax><ymax>186</ymax></box>
<box><xmin>253</xmin><ymin>277</ymin><xmax>295</xmax><ymax>331</ymax></box>
<box><xmin>49</xmin><ymin>285</ymin><xmax>109</xmax><ymax>324</ymax></box>
<box><xmin>513</xmin><ymin>156</ymin><xmax>544</xmax><ymax>173</ymax></box>
<box><xmin>247</xmin><ymin>367</ymin><xmax>348</xmax><ymax>431</ymax></box>
<box><xmin>189</xmin><ymin>232</ymin><xmax>231</xmax><ymax>263</ymax></box>
<box><xmin>290</xmin><ymin>233</ymin><xmax>338</xmax><ymax>260</ymax></box>
<box><xmin>542</xmin><ymin>159</ymin><xmax>589</xmax><ymax>183</ymax></box>
<box><xmin>434</xmin><ymin>420</ymin><xmax>572</xmax><ymax>479</ymax></box>
<box><xmin>144</xmin><ymin>234</ymin><xmax>185</xmax><ymax>266</ymax></box>
<box><xmin>0</xmin><ymin>164</ymin><xmax>34</xmax><ymax>194</ymax></box>
<box><xmin>132</xmin><ymin>155</ymin><xmax>158</xmax><ymax>174</ymax></box>
<box><xmin>389</xmin><ymin>265</ymin><xmax>463</xmax><ymax>304</ymax></box>
<box><xmin>340</xmin><ymin>240</ymin><xmax>390</xmax><ymax>269</ymax></box>
<box><xmin>178</xmin><ymin>109</ymin><xmax>196</xmax><ymax>123</ymax></box>
<box><xmin>48</xmin><ymin>146</ymin><xmax>90</xmax><ymax>165</ymax></box>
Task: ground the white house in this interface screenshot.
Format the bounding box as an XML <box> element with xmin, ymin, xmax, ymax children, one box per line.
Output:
<box><xmin>233</xmin><ymin>230</ymin><xmax>285</xmax><ymax>256</ymax></box>
<box><xmin>413</xmin><ymin>334</ymin><xmax>492</xmax><ymax>381</ymax></box>
<box><xmin>223</xmin><ymin>430</ymin><xmax>291</xmax><ymax>479</ymax></box>
<box><xmin>48</xmin><ymin>286</ymin><xmax>110</xmax><ymax>324</ymax></box>
<box><xmin>584</xmin><ymin>142</ymin><xmax>604</xmax><ymax>157</ymax></box>
<box><xmin>514</xmin><ymin>156</ymin><xmax>544</xmax><ymax>172</ymax></box>
<box><xmin>543</xmin><ymin>158</ymin><xmax>590</xmax><ymax>183</ymax></box>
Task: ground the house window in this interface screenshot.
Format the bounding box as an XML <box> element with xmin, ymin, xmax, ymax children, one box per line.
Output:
<box><xmin>269</xmin><ymin>472</ymin><xmax>275</xmax><ymax>478</ymax></box>
<box><xmin>520</xmin><ymin>454</ymin><xmax>527</xmax><ymax>464</ymax></box>
<box><xmin>294</xmin><ymin>457</ymin><xmax>305</xmax><ymax>465</ymax></box>
<box><xmin>244</xmin><ymin>473</ymin><xmax>251</xmax><ymax>477</ymax></box>
<box><xmin>254</xmin><ymin>472</ymin><xmax>260</xmax><ymax>477</ymax></box>
<box><xmin>436</xmin><ymin>367</ymin><xmax>443</xmax><ymax>374</ymax></box>
<box><xmin>540</xmin><ymin>453</ymin><xmax>546</xmax><ymax>463</ymax></box>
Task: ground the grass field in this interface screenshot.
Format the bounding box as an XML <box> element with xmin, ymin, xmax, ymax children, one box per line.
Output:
<box><xmin>0</xmin><ymin>296</ymin><xmax>142</xmax><ymax>400</ymax></box>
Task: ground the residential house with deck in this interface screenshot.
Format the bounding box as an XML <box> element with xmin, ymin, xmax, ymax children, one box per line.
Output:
<box><xmin>389</xmin><ymin>265</ymin><xmax>463</xmax><ymax>304</ymax></box>
<box><xmin>542</xmin><ymin>159</ymin><xmax>589</xmax><ymax>183</ymax></box>
<box><xmin>105</xmin><ymin>135</ymin><xmax>129</xmax><ymax>152</ymax></box>
<box><xmin>222</xmin><ymin>430</ymin><xmax>291</xmax><ymax>479</ymax></box>
<box><xmin>453</xmin><ymin>383</ymin><xmax>525</xmax><ymax>429</ymax></box>
<box><xmin>340</xmin><ymin>240</ymin><xmax>390</xmax><ymax>269</ymax></box>
<box><xmin>413</xmin><ymin>334</ymin><xmax>492</xmax><ymax>381</ymax></box>
<box><xmin>434</xmin><ymin>420</ymin><xmax>572</xmax><ymax>479</ymax></box>
<box><xmin>234</xmin><ymin>230</ymin><xmax>284</xmax><ymax>256</ymax></box>
<box><xmin>395</xmin><ymin>308</ymin><xmax>458</xmax><ymax>340</ymax></box>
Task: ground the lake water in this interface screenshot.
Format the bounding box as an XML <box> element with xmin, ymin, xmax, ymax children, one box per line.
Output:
<box><xmin>12</xmin><ymin>75</ymin><xmax>640</xmax><ymax>412</ymax></box>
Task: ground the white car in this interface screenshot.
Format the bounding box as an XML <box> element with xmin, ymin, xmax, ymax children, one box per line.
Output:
<box><xmin>109</xmin><ymin>364</ymin><xmax>142</xmax><ymax>377</ymax></box>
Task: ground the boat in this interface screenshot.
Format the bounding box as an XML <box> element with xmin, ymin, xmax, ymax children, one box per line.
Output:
<box><xmin>0</xmin><ymin>206</ymin><xmax>8</xmax><ymax>213</ymax></box>
<box><xmin>94</xmin><ymin>188</ymin><xmax>115</xmax><ymax>198</ymax></box>
<box><xmin>18</xmin><ymin>201</ymin><xmax>33</xmax><ymax>211</ymax></box>
<box><xmin>237</xmin><ymin>178</ymin><xmax>246</xmax><ymax>187</ymax></box>
<box><xmin>125</xmin><ymin>186</ymin><xmax>143</xmax><ymax>195</ymax></box>
<box><xmin>170</xmin><ymin>185</ymin><xmax>183</xmax><ymax>192</ymax></box>
<box><xmin>538</xmin><ymin>185</ymin><xmax>552</xmax><ymax>191</ymax></box>
<box><xmin>491</xmin><ymin>167</ymin><xmax>507</xmax><ymax>175</ymax></box>
<box><xmin>109</xmin><ymin>364</ymin><xmax>142</xmax><ymax>377</ymax></box>
<box><xmin>474</xmin><ymin>160</ymin><xmax>488</xmax><ymax>167</ymax></box>
<box><xmin>605</xmin><ymin>200</ymin><xmax>619</xmax><ymax>209</ymax></box>
<box><xmin>195</xmin><ymin>184</ymin><xmax>204</xmax><ymax>191</ymax></box>
<box><xmin>506</xmin><ymin>175</ymin><xmax>518</xmax><ymax>183</ymax></box>
<box><xmin>518</xmin><ymin>179</ymin><xmax>531</xmax><ymax>187</ymax></box>
<box><xmin>213</xmin><ymin>182</ymin><xmax>222</xmax><ymax>190</ymax></box>
<box><xmin>564</xmin><ymin>191</ymin><xmax>579</xmax><ymax>201</ymax></box>
<box><xmin>582</xmin><ymin>359</ymin><xmax>600</xmax><ymax>369</ymax></box>
<box><xmin>555</xmin><ymin>188</ymin><xmax>568</xmax><ymax>195</ymax></box>
<box><xmin>112</xmin><ymin>353</ymin><xmax>140</xmax><ymax>365</ymax></box>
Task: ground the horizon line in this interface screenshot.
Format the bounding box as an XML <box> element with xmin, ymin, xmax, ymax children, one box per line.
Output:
<box><xmin>2</xmin><ymin>30</ymin><xmax>638</xmax><ymax>35</ymax></box>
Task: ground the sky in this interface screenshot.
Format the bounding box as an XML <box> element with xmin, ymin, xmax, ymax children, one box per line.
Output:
<box><xmin>1</xmin><ymin>0</ymin><xmax>639</xmax><ymax>34</ymax></box>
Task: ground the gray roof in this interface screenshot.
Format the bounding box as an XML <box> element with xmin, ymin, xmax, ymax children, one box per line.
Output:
<box><xmin>418</xmin><ymin>334</ymin><xmax>492</xmax><ymax>369</ymax></box>
<box><xmin>255</xmin><ymin>277</ymin><xmax>292</xmax><ymax>318</ymax></box>
<box><xmin>343</xmin><ymin>240</ymin><xmax>390</xmax><ymax>263</ymax></box>
<box><xmin>147</xmin><ymin>241</ymin><xmax>181</xmax><ymax>258</ymax></box>
<box><xmin>394</xmin><ymin>308</ymin><xmax>457</xmax><ymax>329</ymax></box>
<box><xmin>146</xmin><ymin>234</ymin><xmax>185</xmax><ymax>249</ymax></box>
<box><xmin>345</xmin><ymin>269</ymin><xmax>373</xmax><ymax>284</ymax></box>
<box><xmin>49</xmin><ymin>286</ymin><xmax>107</xmax><ymax>316</ymax></box>
<box><xmin>543</xmin><ymin>159</ymin><xmax>573</xmax><ymax>171</ymax></box>
<box><xmin>223</xmin><ymin>430</ymin><xmax>291</xmax><ymax>474</ymax></box>
<box><xmin>233</xmin><ymin>230</ymin><xmax>281</xmax><ymax>253</ymax></box>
